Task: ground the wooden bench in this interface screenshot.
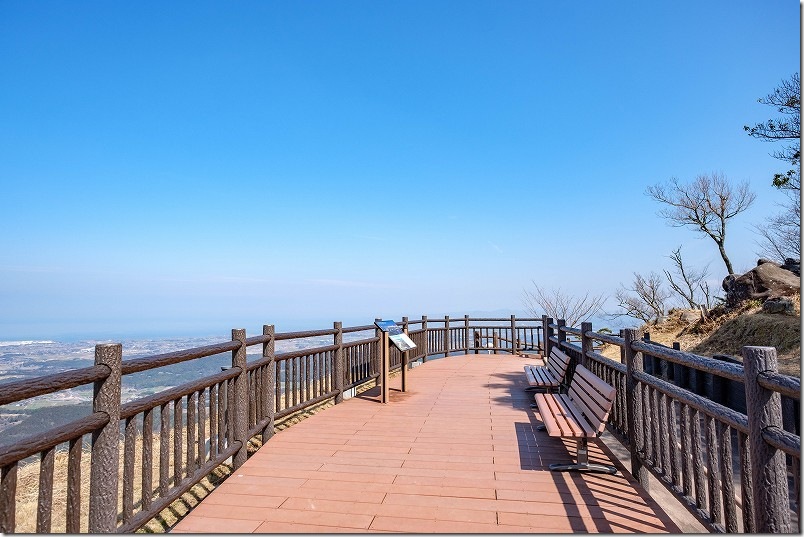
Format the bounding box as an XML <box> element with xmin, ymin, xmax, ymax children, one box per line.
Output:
<box><xmin>524</xmin><ymin>347</ymin><xmax>571</xmax><ymax>394</ymax></box>
<box><xmin>532</xmin><ymin>364</ymin><xmax>617</xmax><ymax>474</ymax></box>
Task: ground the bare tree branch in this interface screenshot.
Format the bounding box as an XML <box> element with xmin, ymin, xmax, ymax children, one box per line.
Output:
<box><xmin>663</xmin><ymin>246</ymin><xmax>710</xmax><ymax>309</ymax></box>
<box><xmin>646</xmin><ymin>172</ymin><xmax>755</xmax><ymax>275</ymax></box>
<box><xmin>613</xmin><ymin>272</ymin><xmax>671</xmax><ymax>326</ymax></box>
<box><xmin>522</xmin><ymin>283</ymin><xmax>606</xmax><ymax>328</ymax></box>
<box><xmin>755</xmin><ymin>195</ymin><xmax>801</xmax><ymax>262</ymax></box>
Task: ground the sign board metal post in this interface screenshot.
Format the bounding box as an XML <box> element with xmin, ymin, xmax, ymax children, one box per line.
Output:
<box><xmin>400</xmin><ymin>350</ymin><xmax>407</xmax><ymax>392</ymax></box>
<box><xmin>381</xmin><ymin>331</ymin><xmax>390</xmax><ymax>403</ymax></box>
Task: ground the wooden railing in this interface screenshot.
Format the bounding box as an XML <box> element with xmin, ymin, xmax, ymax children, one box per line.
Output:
<box><xmin>0</xmin><ymin>314</ymin><xmax>798</xmax><ymax>533</ymax></box>
<box><xmin>543</xmin><ymin>317</ymin><xmax>801</xmax><ymax>534</ymax></box>
<box><xmin>0</xmin><ymin>315</ymin><xmax>539</xmax><ymax>533</ymax></box>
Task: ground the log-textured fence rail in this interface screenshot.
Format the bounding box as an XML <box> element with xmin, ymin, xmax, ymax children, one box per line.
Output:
<box><xmin>0</xmin><ymin>315</ymin><xmax>798</xmax><ymax>533</ymax></box>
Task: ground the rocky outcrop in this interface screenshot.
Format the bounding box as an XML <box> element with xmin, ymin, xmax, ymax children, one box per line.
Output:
<box><xmin>781</xmin><ymin>257</ymin><xmax>801</xmax><ymax>276</ymax></box>
<box><xmin>762</xmin><ymin>297</ymin><xmax>795</xmax><ymax>314</ymax></box>
<box><xmin>722</xmin><ymin>259</ymin><xmax>800</xmax><ymax>307</ymax></box>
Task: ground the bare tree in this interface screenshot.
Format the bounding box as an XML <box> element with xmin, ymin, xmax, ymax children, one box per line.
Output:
<box><xmin>646</xmin><ymin>172</ymin><xmax>756</xmax><ymax>275</ymax></box>
<box><xmin>663</xmin><ymin>246</ymin><xmax>709</xmax><ymax>309</ymax></box>
<box><xmin>614</xmin><ymin>272</ymin><xmax>671</xmax><ymax>326</ymax></box>
<box><xmin>522</xmin><ymin>283</ymin><xmax>606</xmax><ymax>328</ymax></box>
<box><xmin>699</xmin><ymin>280</ymin><xmax>720</xmax><ymax>311</ymax></box>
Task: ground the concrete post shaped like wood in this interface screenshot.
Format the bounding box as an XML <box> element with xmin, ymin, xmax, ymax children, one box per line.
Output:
<box><xmin>421</xmin><ymin>315</ymin><xmax>428</xmax><ymax>362</ymax></box>
<box><xmin>510</xmin><ymin>315</ymin><xmax>517</xmax><ymax>355</ymax></box>
<box><xmin>623</xmin><ymin>329</ymin><xmax>649</xmax><ymax>491</ymax></box>
<box><xmin>580</xmin><ymin>322</ymin><xmax>592</xmax><ymax>369</ymax></box>
<box><xmin>334</xmin><ymin>322</ymin><xmax>344</xmax><ymax>404</ymax></box>
<box><xmin>89</xmin><ymin>343</ymin><xmax>122</xmax><ymax>533</ymax></box>
<box><xmin>543</xmin><ymin>316</ymin><xmax>554</xmax><ymax>359</ymax></box>
<box><xmin>742</xmin><ymin>346</ymin><xmax>791</xmax><ymax>533</ymax></box>
<box><xmin>464</xmin><ymin>315</ymin><xmax>470</xmax><ymax>354</ymax></box>
<box><xmin>443</xmin><ymin>315</ymin><xmax>450</xmax><ymax>357</ymax></box>
<box><xmin>231</xmin><ymin>329</ymin><xmax>248</xmax><ymax>469</ymax></box>
<box><xmin>262</xmin><ymin>325</ymin><xmax>276</xmax><ymax>441</ymax></box>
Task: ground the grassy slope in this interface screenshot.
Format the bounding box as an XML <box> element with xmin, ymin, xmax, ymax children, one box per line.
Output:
<box><xmin>608</xmin><ymin>299</ymin><xmax>801</xmax><ymax>377</ymax></box>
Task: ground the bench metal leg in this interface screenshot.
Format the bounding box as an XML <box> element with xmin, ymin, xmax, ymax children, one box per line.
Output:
<box><xmin>548</xmin><ymin>439</ymin><xmax>617</xmax><ymax>475</ymax></box>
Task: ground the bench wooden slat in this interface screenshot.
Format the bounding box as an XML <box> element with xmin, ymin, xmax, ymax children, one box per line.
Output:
<box><xmin>569</xmin><ymin>378</ymin><xmax>609</xmax><ymax>425</ymax></box>
<box><xmin>523</xmin><ymin>348</ymin><xmax>571</xmax><ymax>390</ymax></box>
<box><xmin>533</xmin><ymin>394</ymin><xmax>564</xmax><ymax>434</ymax></box>
<box><xmin>533</xmin><ymin>393</ymin><xmax>582</xmax><ymax>436</ymax></box>
<box><xmin>560</xmin><ymin>393</ymin><xmax>599</xmax><ymax>437</ymax></box>
<box><xmin>525</xmin><ymin>368</ymin><xmax>537</xmax><ymax>384</ymax></box>
<box><xmin>568</xmin><ymin>367</ymin><xmax>616</xmax><ymax>433</ymax></box>
<box><xmin>546</xmin><ymin>348</ymin><xmax>570</xmax><ymax>379</ymax></box>
<box><xmin>524</xmin><ymin>366</ymin><xmax>558</xmax><ymax>387</ymax></box>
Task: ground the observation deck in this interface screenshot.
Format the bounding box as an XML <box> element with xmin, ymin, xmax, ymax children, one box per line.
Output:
<box><xmin>173</xmin><ymin>354</ymin><xmax>679</xmax><ymax>533</ymax></box>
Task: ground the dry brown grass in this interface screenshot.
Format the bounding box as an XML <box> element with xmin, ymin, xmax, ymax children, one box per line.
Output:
<box><xmin>596</xmin><ymin>299</ymin><xmax>801</xmax><ymax>377</ymax></box>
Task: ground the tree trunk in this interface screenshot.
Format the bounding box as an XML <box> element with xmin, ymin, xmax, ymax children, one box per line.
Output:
<box><xmin>717</xmin><ymin>241</ymin><xmax>734</xmax><ymax>275</ymax></box>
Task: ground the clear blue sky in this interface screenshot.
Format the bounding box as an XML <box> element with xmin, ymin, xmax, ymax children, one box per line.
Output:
<box><xmin>0</xmin><ymin>1</ymin><xmax>800</xmax><ymax>340</ymax></box>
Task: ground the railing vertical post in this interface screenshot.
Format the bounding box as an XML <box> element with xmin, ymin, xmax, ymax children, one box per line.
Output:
<box><xmin>543</xmin><ymin>316</ymin><xmax>553</xmax><ymax>359</ymax></box>
<box><xmin>464</xmin><ymin>315</ymin><xmax>470</xmax><ymax>354</ymax></box>
<box><xmin>334</xmin><ymin>321</ymin><xmax>344</xmax><ymax>404</ymax></box>
<box><xmin>88</xmin><ymin>343</ymin><xmax>122</xmax><ymax>533</ymax></box>
<box><xmin>421</xmin><ymin>315</ymin><xmax>428</xmax><ymax>362</ymax></box>
<box><xmin>580</xmin><ymin>322</ymin><xmax>592</xmax><ymax>369</ymax></box>
<box><xmin>381</xmin><ymin>330</ymin><xmax>390</xmax><ymax>403</ymax></box>
<box><xmin>374</xmin><ymin>318</ymin><xmax>383</xmax><ymax>384</ymax></box>
<box><xmin>262</xmin><ymin>324</ymin><xmax>275</xmax><ymax>442</ymax></box>
<box><xmin>624</xmin><ymin>329</ymin><xmax>649</xmax><ymax>491</ymax></box>
<box><xmin>556</xmin><ymin>319</ymin><xmax>566</xmax><ymax>352</ymax></box>
<box><xmin>231</xmin><ymin>329</ymin><xmax>248</xmax><ymax>469</ymax></box>
<box><xmin>743</xmin><ymin>346</ymin><xmax>791</xmax><ymax>533</ymax></box>
<box><xmin>443</xmin><ymin>315</ymin><xmax>450</xmax><ymax>357</ymax></box>
<box><xmin>536</xmin><ymin>325</ymin><xmax>542</xmax><ymax>355</ymax></box>
<box><xmin>510</xmin><ymin>315</ymin><xmax>517</xmax><ymax>355</ymax></box>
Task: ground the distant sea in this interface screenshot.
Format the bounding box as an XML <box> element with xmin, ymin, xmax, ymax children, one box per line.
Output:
<box><xmin>0</xmin><ymin>332</ymin><xmax>373</xmax><ymax>446</ymax></box>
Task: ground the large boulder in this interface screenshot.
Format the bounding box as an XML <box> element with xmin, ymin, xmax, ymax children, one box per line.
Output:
<box><xmin>722</xmin><ymin>259</ymin><xmax>800</xmax><ymax>306</ymax></box>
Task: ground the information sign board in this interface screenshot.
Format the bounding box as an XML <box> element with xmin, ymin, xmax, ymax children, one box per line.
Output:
<box><xmin>374</xmin><ymin>319</ymin><xmax>417</xmax><ymax>352</ymax></box>
<box><xmin>389</xmin><ymin>332</ymin><xmax>416</xmax><ymax>352</ymax></box>
<box><xmin>374</xmin><ymin>320</ymin><xmax>401</xmax><ymax>334</ymax></box>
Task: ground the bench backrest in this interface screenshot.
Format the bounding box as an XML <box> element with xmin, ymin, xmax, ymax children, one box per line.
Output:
<box><xmin>547</xmin><ymin>347</ymin><xmax>572</xmax><ymax>381</ymax></box>
<box><xmin>567</xmin><ymin>365</ymin><xmax>616</xmax><ymax>434</ymax></box>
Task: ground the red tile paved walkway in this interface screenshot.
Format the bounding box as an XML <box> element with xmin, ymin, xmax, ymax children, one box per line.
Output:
<box><xmin>173</xmin><ymin>354</ymin><xmax>680</xmax><ymax>533</ymax></box>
